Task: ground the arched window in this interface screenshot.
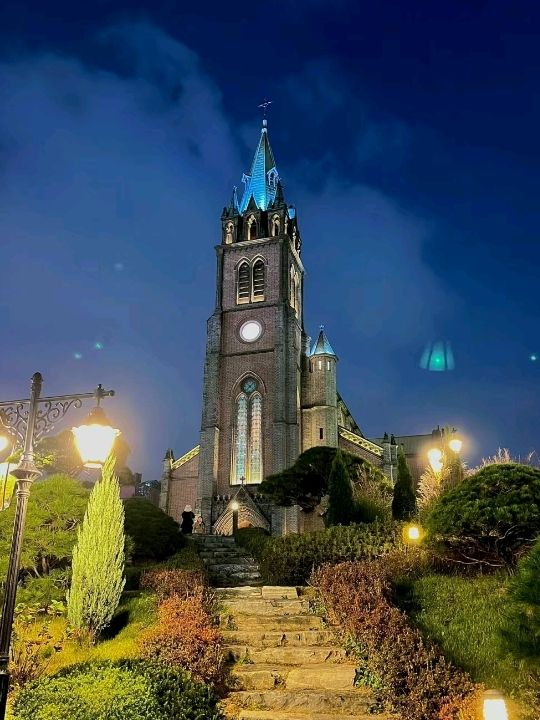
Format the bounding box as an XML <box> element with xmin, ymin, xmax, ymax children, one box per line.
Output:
<box><xmin>252</xmin><ymin>259</ymin><xmax>265</xmax><ymax>302</ymax></box>
<box><xmin>225</xmin><ymin>222</ymin><xmax>234</xmax><ymax>244</ymax></box>
<box><xmin>271</xmin><ymin>214</ymin><xmax>280</xmax><ymax>237</ymax></box>
<box><xmin>231</xmin><ymin>379</ymin><xmax>264</xmax><ymax>485</ymax></box>
<box><xmin>237</xmin><ymin>261</ymin><xmax>250</xmax><ymax>304</ymax></box>
<box><xmin>247</xmin><ymin>215</ymin><xmax>257</xmax><ymax>240</ymax></box>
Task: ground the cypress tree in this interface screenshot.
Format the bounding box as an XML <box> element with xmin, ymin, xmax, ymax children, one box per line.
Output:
<box><xmin>326</xmin><ymin>449</ymin><xmax>355</xmax><ymax>526</ymax></box>
<box><xmin>392</xmin><ymin>447</ymin><xmax>417</xmax><ymax>520</ymax></box>
<box><xmin>67</xmin><ymin>455</ymin><xmax>125</xmax><ymax>641</ymax></box>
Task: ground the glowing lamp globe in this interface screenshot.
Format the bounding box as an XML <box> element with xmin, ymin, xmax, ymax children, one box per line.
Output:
<box><xmin>482</xmin><ymin>690</ymin><xmax>508</xmax><ymax>720</ymax></box>
<box><xmin>0</xmin><ymin>436</ymin><xmax>8</xmax><ymax>452</ymax></box>
<box><xmin>427</xmin><ymin>448</ymin><xmax>443</xmax><ymax>472</ymax></box>
<box><xmin>72</xmin><ymin>406</ymin><xmax>119</xmax><ymax>468</ymax></box>
<box><xmin>231</xmin><ymin>501</ymin><xmax>240</xmax><ymax>511</ymax></box>
<box><xmin>448</xmin><ymin>438</ymin><xmax>463</xmax><ymax>454</ymax></box>
<box><xmin>408</xmin><ymin>525</ymin><xmax>420</xmax><ymax>541</ymax></box>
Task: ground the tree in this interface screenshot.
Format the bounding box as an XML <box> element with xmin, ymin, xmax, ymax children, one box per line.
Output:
<box><xmin>67</xmin><ymin>456</ymin><xmax>125</xmax><ymax>641</ymax></box>
<box><xmin>0</xmin><ymin>475</ymin><xmax>89</xmax><ymax>577</ymax></box>
<box><xmin>392</xmin><ymin>448</ymin><xmax>416</xmax><ymax>520</ymax></box>
<box><xmin>326</xmin><ymin>450</ymin><xmax>355</xmax><ymax>526</ymax></box>
<box><xmin>123</xmin><ymin>498</ymin><xmax>182</xmax><ymax>561</ymax></box>
<box><xmin>260</xmin><ymin>446</ymin><xmax>389</xmax><ymax>512</ymax></box>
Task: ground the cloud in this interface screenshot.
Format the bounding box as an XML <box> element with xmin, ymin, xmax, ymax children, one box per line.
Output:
<box><xmin>0</xmin><ymin>21</ymin><xmax>453</xmax><ymax>474</ymax></box>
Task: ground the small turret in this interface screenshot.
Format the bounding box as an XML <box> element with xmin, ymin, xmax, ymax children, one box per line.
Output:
<box><xmin>301</xmin><ymin>327</ymin><xmax>339</xmax><ymax>451</ymax></box>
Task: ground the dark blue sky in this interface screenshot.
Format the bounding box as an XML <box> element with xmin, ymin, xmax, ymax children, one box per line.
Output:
<box><xmin>0</xmin><ymin>0</ymin><xmax>538</xmax><ymax>477</ymax></box>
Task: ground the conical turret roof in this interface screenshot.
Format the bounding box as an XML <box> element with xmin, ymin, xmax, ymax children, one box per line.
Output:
<box><xmin>311</xmin><ymin>327</ymin><xmax>337</xmax><ymax>356</ymax></box>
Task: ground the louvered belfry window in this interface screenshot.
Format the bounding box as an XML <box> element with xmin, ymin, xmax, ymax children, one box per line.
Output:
<box><xmin>252</xmin><ymin>259</ymin><xmax>265</xmax><ymax>301</ymax></box>
<box><xmin>236</xmin><ymin>259</ymin><xmax>265</xmax><ymax>305</ymax></box>
<box><xmin>237</xmin><ymin>262</ymin><xmax>251</xmax><ymax>304</ymax></box>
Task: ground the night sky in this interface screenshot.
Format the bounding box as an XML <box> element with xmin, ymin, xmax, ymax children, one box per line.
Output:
<box><xmin>0</xmin><ymin>0</ymin><xmax>539</xmax><ymax>478</ymax></box>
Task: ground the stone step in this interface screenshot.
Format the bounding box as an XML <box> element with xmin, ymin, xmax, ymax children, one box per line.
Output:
<box><xmin>230</xmin><ymin>663</ymin><xmax>356</xmax><ymax>692</ymax></box>
<box><xmin>214</xmin><ymin>578</ymin><xmax>265</xmax><ymax>588</ymax></box>
<box><xmin>220</xmin><ymin>599</ymin><xmax>309</xmax><ymax>615</ymax></box>
<box><xmin>211</xmin><ymin>573</ymin><xmax>262</xmax><ymax>584</ymax></box>
<box><xmin>224</xmin><ymin>645</ymin><xmax>347</xmax><ymax>665</ymax></box>
<box><xmin>222</xmin><ymin>629</ymin><xmax>336</xmax><ymax>648</ymax></box>
<box><xmin>209</xmin><ymin>562</ymin><xmax>260</xmax><ymax>571</ymax></box>
<box><xmin>216</xmin><ymin>587</ymin><xmax>298</xmax><ymax>601</ymax></box>
<box><xmin>235</xmin><ymin>711</ymin><xmax>371</xmax><ymax>720</ymax></box>
<box><xmin>228</xmin><ymin>688</ymin><xmax>373</xmax><ymax>715</ymax></box>
<box><xmin>223</xmin><ymin>614</ymin><xmax>325</xmax><ymax>631</ymax></box>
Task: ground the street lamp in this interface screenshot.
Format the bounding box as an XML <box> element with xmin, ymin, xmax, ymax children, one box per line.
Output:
<box><xmin>231</xmin><ymin>500</ymin><xmax>239</xmax><ymax>535</ymax></box>
<box><xmin>0</xmin><ymin>372</ymin><xmax>117</xmax><ymax>717</ymax></box>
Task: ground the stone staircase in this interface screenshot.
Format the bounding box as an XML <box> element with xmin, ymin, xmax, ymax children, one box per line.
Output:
<box><xmin>218</xmin><ymin>585</ymin><xmax>389</xmax><ymax>720</ymax></box>
<box><xmin>196</xmin><ymin>535</ymin><xmax>262</xmax><ymax>587</ymax></box>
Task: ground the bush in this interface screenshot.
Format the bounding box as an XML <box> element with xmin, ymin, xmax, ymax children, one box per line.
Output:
<box><xmin>16</xmin><ymin>570</ymin><xmax>69</xmax><ymax>611</ymax></box>
<box><xmin>140</xmin><ymin>569</ymin><xmax>206</xmax><ymax>603</ymax></box>
<box><xmin>326</xmin><ymin>449</ymin><xmax>355</xmax><ymax>526</ymax></box>
<box><xmin>503</xmin><ymin>535</ymin><xmax>540</xmax><ymax>669</ymax></box>
<box><xmin>425</xmin><ymin>463</ymin><xmax>540</xmax><ymax>566</ymax></box>
<box><xmin>140</xmin><ymin>595</ymin><xmax>224</xmax><ymax>687</ymax></box>
<box><xmin>234</xmin><ymin>527</ymin><xmax>270</xmax><ymax>560</ymax></box>
<box><xmin>259</xmin><ymin>522</ymin><xmax>398</xmax><ymax>585</ymax></box>
<box><xmin>312</xmin><ymin>561</ymin><xmax>478</xmax><ymax>720</ymax></box>
<box><xmin>123</xmin><ymin>498</ymin><xmax>183</xmax><ymax>561</ymax></box>
<box><xmin>11</xmin><ymin>659</ymin><xmax>222</xmax><ymax>720</ymax></box>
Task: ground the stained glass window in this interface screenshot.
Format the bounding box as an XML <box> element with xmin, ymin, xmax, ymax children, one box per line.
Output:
<box><xmin>249</xmin><ymin>394</ymin><xmax>262</xmax><ymax>483</ymax></box>
<box><xmin>234</xmin><ymin>394</ymin><xmax>248</xmax><ymax>483</ymax></box>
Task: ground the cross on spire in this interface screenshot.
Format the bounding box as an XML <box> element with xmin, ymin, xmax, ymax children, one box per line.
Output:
<box><xmin>258</xmin><ymin>99</ymin><xmax>272</xmax><ymax>128</ymax></box>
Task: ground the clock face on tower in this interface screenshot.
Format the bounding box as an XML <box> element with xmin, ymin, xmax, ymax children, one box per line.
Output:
<box><xmin>239</xmin><ymin>320</ymin><xmax>262</xmax><ymax>342</ymax></box>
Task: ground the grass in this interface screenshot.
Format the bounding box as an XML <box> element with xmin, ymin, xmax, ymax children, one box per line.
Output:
<box><xmin>397</xmin><ymin>573</ymin><xmax>539</xmax><ymax>707</ymax></box>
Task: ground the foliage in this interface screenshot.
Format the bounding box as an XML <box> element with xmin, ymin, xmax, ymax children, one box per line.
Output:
<box><xmin>326</xmin><ymin>449</ymin><xmax>355</xmax><ymax>526</ymax></box>
<box><xmin>141</xmin><ymin>594</ymin><xmax>224</xmax><ymax>687</ymax></box>
<box><xmin>234</xmin><ymin>527</ymin><xmax>270</xmax><ymax>560</ymax></box>
<box><xmin>313</xmin><ymin>561</ymin><xmax>477</xmax><ymax>720</ymax></box>
<box><xmin>418</xmin><ymin>464</ymin><xmax>450</xmax><ymax>512</ymax></box>
<box><xmin>503</xmin><ymin>535</ymin><xmax>540</xmax><ymax>671</ymax></box>
<box><xmin>475</xmin><ymin>447</ymin><xmax>539</xmax><ymax>471</ymax></box>
<box><xmin>124</xmin><ymin>541</ymin><xmax>205</xmax><ymax>591</ymax></box>
<box><xmin>0</xmin><ymin>475</ymin><xmax>89</xmax><ymax>578</ymax></box>
<box><xmin>16</xmin><ymin>570</ymin><xmax>69</xmax><ymax>612</ymax></box>
<box><xmin>392</xmin><ymin>448</ymin><xmax>417</xmax><ymax>520</ymax></box>
<box><xmin>400</xmin><ymin>573</ymin><xmax>538</xmax><ymax>713</ymax></box>
<box><xmin>67</xmin><ymin>456</ymin><xmax>125</xmax><ymax>641</ymax></box>
<box><xmin>259</xmin><ymin>446</ymin><xmax>389</xmax><ymax>512</ymax></box>
<box><xmin>123</xmin><ymin>497</ymin><xmax>182</xmax><ymax>561</ymax></box>
<box><xmin>425</xmin><ymin>463</ymin><xmax>540</xmax><ymax>566</ymax></box>
<box><xmin>259</xmin><ymin>522</ymin><xmax>398</xmax><ymax>585</ymax></box>
<box><xmin>9</xmin><ymin>602</ymin><xmax>65</xmax><ymax>691</ymax></box>
<box><xmin>140</xmin><ymin>569</ymin><xmax>206</xmax><ymax>603</ymax></box>
<box><xmin>11</xmin><ymin>659</ymin><xmax>223</xmax><ymax>720</ymax></box>
<box><xmin>352</xmin><ymin>477</ymin><xmax>392</xmax><ymax>524</ymax></box>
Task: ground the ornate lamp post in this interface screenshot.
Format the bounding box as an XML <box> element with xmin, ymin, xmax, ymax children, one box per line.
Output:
<box><xmin>0</xmin><ymin>372</ymin><xmax>117</xmax><ymax>717</ymax></box>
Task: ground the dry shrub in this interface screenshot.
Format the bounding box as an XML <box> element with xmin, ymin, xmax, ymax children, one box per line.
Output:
<box><xmin>140</xmin><ymin>569</ymin><xmax>206</xmax><ymax>603</ymax></box>
<box><xmin>140</xmin><ymin>594</ymin><xmax>224</xmax><ymax>687</ymax></box>
<box><xmin>312</xmin><ymin>560</ymin><xmax>479</xmax><ymax>720</ymax></box>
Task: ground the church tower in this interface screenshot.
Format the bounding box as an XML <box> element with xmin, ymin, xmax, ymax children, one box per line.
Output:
<box><xmin>197</xmin><ymin>120</ymin><xmax>306</xmax><ymax>531</ymax></box>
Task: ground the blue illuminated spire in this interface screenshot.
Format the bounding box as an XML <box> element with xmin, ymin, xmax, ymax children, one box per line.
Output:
<box><xmin>239</xmin><ymin>120</ymin><xmax>280</xmax><ymax>213</ymax></box>
<box><xmin>311</xmin><ymin>326</ymin><xmax>337</xmax><ymax>356</ymax></box>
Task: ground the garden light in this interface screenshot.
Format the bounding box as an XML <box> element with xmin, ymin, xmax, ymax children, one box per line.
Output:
<box><xmin>0</xmin><ymin>437</ymin><xmax>7</xmax><ymax>452</ymax></box>
<box><xmin>482</xmin><ymin>690</ymin><xmax>508</xmax><ymax>720</ymax></box>
<box><xmin>72</xmin><ymin>405</ymin><xmax>119</xmax><ymax>468</ymax></box>
<box><xmin>403</xmin><ymin>523</ymin><xmax>423</xmax><ymax>545</ymax></box>
<box><xmin>427</xmin><ymin>447</ymin><xmax>443</xmax><ymax>472</ymax></box>
<box><xmin>407</xmin><ymin>525</ymin><xmax>420</xmax><ymax>541</ymax></box>
<box><xmin>448</xmin><ymin>437</ymin><xmax>463</xmax><ymax>453</ymax></box>
<box><xmin>231</xmin><ymin>501</ymin><xmax>239</xmax><ymax>511</ymax></box>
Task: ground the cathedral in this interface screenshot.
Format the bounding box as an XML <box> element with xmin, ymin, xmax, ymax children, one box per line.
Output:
<box><xmin>159</xmin><ymin>120</ymin><xmax>437</xmax><ymax>535</ymax></box>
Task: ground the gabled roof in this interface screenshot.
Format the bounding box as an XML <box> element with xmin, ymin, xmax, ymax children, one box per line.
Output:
<box><xmin>239</xmin><ymin>122</ymin><xmax>280</xmax><ymax>213</ymax></box>
<box><xmin>311</xmin><ymin>327</ymin><xmax>336</xmax><ymax>357</ymax></box>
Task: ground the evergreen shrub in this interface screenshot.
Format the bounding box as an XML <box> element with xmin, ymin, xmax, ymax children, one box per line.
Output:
<box><xmin>140</xmin><ymin>594</ymin><xmax>224</xmax><ymax>686</ymax></box>
<box><xmin>259</xmin><ymin>522</ymin><xmax>398</xmax><ymax>585</ymax></box>
<box><xmin>11</xmin><ymin>659</ymin><xmax>222</xmax><ymax>720</ymax></box>
<box><xmin>123</xmin><ymin>498</ymin><xmax>183</xmax><ymax>561</ymax></box>
<box><xmin>503</xmin><ymin>535</ymin><xmax>540</xmax><ymax>669</ymax></box>
<box><xmin>392</xmin><ymin>448</ymin><xmax>416</xmax><ymax>520</ymax></box>
<box><xmin>312</xmin><ymin>561</ymin><xmax>479</xmax><ymax>720</ymax></box>
<box><xmin>234</xmin><ymin>527</ymin><xmax>270</xmax><ymax>560</ymax></box>
<box><xmin>326</xmin><ymin>449</ymin><xmax>355</xmax><ymax>526</ymax></box>
<box><xmin>426</xmin><ymin>463</ymin><xmax>540</xmax><ymax>566</ymax></box>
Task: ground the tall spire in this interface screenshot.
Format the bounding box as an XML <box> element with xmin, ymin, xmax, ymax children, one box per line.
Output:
<box><xmin>311</xmin><ymin>326</ymin><xmax>337</xmax><ymax>357</ymax></box>
<box><xmin>239</xmin><ymin>122</ymin><xmax>280</xmax><ymax>213</ymax></box>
